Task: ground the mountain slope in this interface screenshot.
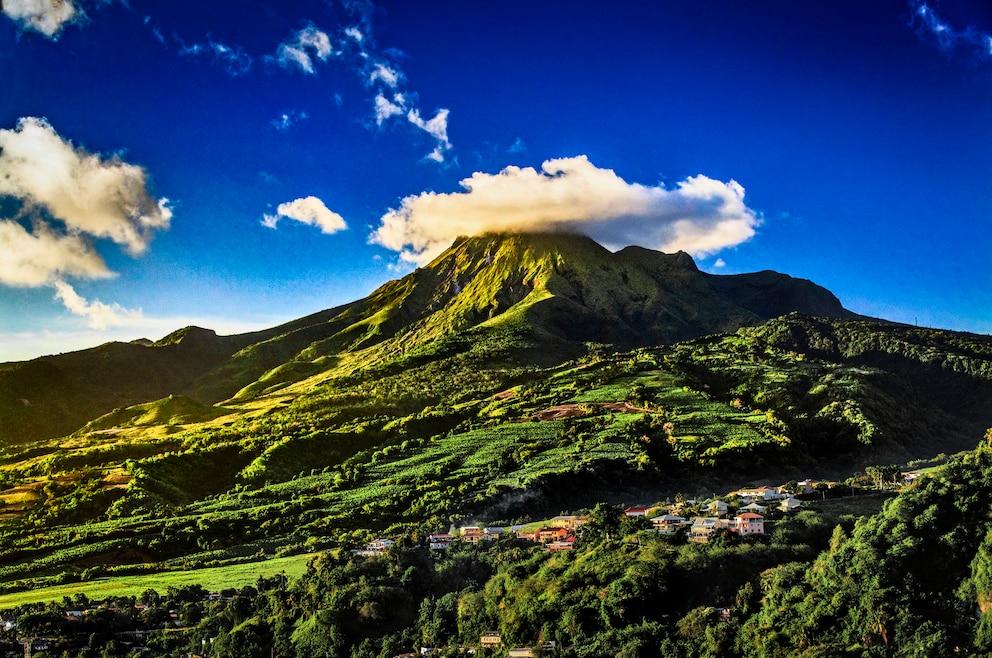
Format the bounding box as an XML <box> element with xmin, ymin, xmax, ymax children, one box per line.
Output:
<box><xmin>0</xmin><ymin>233</ymin><xmax>859</xmax><ymax>443</ymax></box>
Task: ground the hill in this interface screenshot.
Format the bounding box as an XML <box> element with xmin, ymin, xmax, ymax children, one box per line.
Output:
<box><xmin>0</xmin><ymin>233</ymin><xmax>857</xmax><ymax>444</ymax></box>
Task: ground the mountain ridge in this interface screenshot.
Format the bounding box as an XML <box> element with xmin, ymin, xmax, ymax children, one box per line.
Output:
<box><xmin>1</xmin><ymin>232</ymin><xmax>863</xmax><ymax>443</ymax></box>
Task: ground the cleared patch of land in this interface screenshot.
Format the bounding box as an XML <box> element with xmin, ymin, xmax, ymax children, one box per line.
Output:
<box><xmin>0</xmin><ymin>553</ymin><xmax>313</xmax><ymax>607</ymax></box>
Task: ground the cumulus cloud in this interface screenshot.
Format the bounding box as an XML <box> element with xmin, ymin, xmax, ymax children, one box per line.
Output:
<box><xmin>262</xmin><ymin>196</ymin><xmax>347</xmax><ymax>234</ymax></box>
<box><xmin>0</xmin><ymin>117</ymin><xmax>172</xmax><ymax>256</ymax></box>
<box><xmin>371</xmin><ymin>156</ymin><xmax>760</xmax><ymax>265</ymax></box>
<box><xmin>2</xmin><ymin>0</ymin><xmax>81</xmax><ymax>38</ymax></box>
<box><xmin>53</xmin><ymin>280</ymin><xmax>141</xmax><ymax>329</ymax></box>
<box><xmin>0</xmin><ymin>117</ymin><xmax>170</xmax><ymax>321</ymax></box>
<box><xmin>909</xmin><ymin>1</ymin><xmax>992</xmax><ymax>61</ymax></box>
<box><xmin>0</xmin><ymin>219</ymin><xmax>110</xmax><ymax>286</ymax></box>
<box><xmin>275</xmin><ymin>24</ymin><xmax>334</xmax><ymax>74</ymax></box>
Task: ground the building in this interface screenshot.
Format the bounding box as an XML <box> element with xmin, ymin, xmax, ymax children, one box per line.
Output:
<box><xmin>537</xmin><ymin>526</ymin><xmax>570</xmax><ymax>543</ymax></box>
<box><xmin>460</xmin><ymin>526</ymin><xmax>485</xmax><ymax>543</ymax></box>
<box><xmin>480</xmin><ymin>632</ymin><xmax>502</xmax><ymax>647</ymax></box>
<box><xmin>427</xmin><ymin>533</ymin><xmax>452</xmax><ymax>550</ymax></box>
<box><xmin>353</xmin><ymin>538</ymin><xmax>395</xmax><ymax>556</ymax></box>
<box><xmin>624</xmin><ymin>505</ymin><xmax>650</xmax><ymax>517</ymax></box>
<box><xmin>549</xmin><ymin>515</ymin><xmax>589</xmax><ymax>530</ymax></box>
<box><xmin>706</xmin><ymin>500</ymin><xmax>729</xmax><ymax>516</ymax></box>
<box><xmin>780</xmin><ymin>497</ymin><xmax>803</xmax><ymax>513</ymax></box>
<box><xmin>546</xmin><ymin>536</ymin><xmax>576</xmax><ymax>551</ymax></box>
<box><xmin>731</xmin><ymin>513</ymin><xmax>765</xmax><ymax>536</ymax></box>
<box><xmin>651</xmin><ymin>514</ymin><xmax>690</xmax><ymax>534</ymax></box>
<box><xmin>689</xmin><ymin>517</ymin><xmax>728</xmax><ymax>543</ymax></box>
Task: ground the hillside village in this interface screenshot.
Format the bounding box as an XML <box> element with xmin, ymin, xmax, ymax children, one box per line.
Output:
<box><xmin>355</xmin><ymin>475</ymin><xmax>912</xmax><ymax>558</ymax></box>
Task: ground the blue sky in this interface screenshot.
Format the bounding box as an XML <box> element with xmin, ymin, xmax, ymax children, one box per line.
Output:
<box><xmin>1</xmin><ymin>0</ymin><xmax>990</xmax><ymax>361</ymax></box>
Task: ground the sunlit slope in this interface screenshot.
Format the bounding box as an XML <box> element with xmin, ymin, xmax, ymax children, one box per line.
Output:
<box><xmin>0</xmin><ymin>232</ymin><xmax>860</xmax><ymax>443</ymax></box>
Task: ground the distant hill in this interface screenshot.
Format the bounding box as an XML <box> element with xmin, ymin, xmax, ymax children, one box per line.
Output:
<box><xmin>0</xmin><ymin>232</ymin><xmax>863</xmax><ymax>444</ymax></box>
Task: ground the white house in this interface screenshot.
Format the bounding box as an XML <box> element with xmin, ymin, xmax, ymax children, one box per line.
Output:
<box><xmin>740</xmin><ymin>502</ymin><xmax>767</xmax><ymax>514</ymax></box>
<box><xmin>706</xmin><ymin>500</ymin><xmax>729</xmax><ymax>516</ymax></box>
<box><xmin>780</xmin><ymin>497</ymin><xmax>803</xmax><ymax>512</ymax></box>
<box><xmin>689</xmin><ymin>517</ymin><xmax>728</xmax><ymax>543</ymax></box>
<box><xmin>651</xmin><ymin>514</ymin><xmax>690</xmax><ymax>534</ymax></box>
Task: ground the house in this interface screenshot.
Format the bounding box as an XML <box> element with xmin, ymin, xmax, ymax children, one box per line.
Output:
<box><xmin>706</xmin><ymin>500</ymin><xmax>729</xmax><ymax>516</ymax></box>
<box><xmin>733</xmin><ymin>486</ymin><xmax>785</xmax><ymax>503</ymax></box>
<box><xmin>624</xmin><ymin>505</ymin><xmax>650</xmax><ymax>517</ymax></box>
<box><xmin>689</xmin><ymin>517</ymin><xmax>728</xmax><ymax>543</ymax></box>
<box><xmin>508</xmin><ymin>648</ymin><xmax>536</xmax><ymax>658</ymax></box>
<box><xmin>427</xmin><ymin>533</ymin><xmax>452</xmax><ymax>550</ymax></box>
<box><xmin>516</xmin><ymin>528</ymin><xmax>539</xmax><ymax>542</ymax></box>
<box><xmin>780</xmin><ymin>497</ymin><xmax>803</xmax><ymax>512</ymax></box>
<box><xmin>460</xmin><ymin>526</ymin><xmax>485</xmax><ymax>543</ymax></box>
<box><xmin>353</xmin><ymin>538</ymin><xmax>395</xmax><ymax>556</ymax></box>
<box><xmin>480</xmin><ymin>632</ymin><xmax>502</xmax><ymax>647</ymax></box>
<box><xmin>731</xmin><ymin>513</ymin><xmax>765</xmax><ymax>536</ymax></box>
<box><xmin>546</xmin><ymin>536</ymin><xmax>576</xmax><ymax>551</ymax></box>
<box><xmin>537</xmin><ymin>526</ymin><xmax>570</xmax><ymax>543</ymax></box>
<box><xmin>550</xmin><ymin>515</ymin><xmax>589</xmax><ymax>529</ymax></box>
<box><xmin>651</xmin><ymin>514</ymin><xmax>690</xmax><ymax>534</ymax></box>
<box><xmin>739</xmin><ymin>502</ymin><xmax>767</xmax><ymax>514</ymax></box>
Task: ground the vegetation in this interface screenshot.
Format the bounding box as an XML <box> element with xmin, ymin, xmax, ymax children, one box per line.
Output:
<box><xmin>0</xmin><ymin>234</ymin><xmax>991</xmax><ymax>655</ymax></box>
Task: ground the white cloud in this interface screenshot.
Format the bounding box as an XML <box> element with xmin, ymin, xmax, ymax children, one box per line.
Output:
<box><xmin>262</xmin><ymin>196</ymin><xmax>347</xmax><ymax>234</ymax></box>
<box><xmin>714</xmin><ymin>258</ymin><xmax>727</xmax><ymax>268</ymax></box>
<box><xmin>371</xmin><ymin>155</ymin><xmax>760</xmax><ymax>265</ymax></box>
<box><xmin>2</xmin><ymin>0</ymin><xmax>81</xmax><ymax>38</ymax></box>
<box><xmin>0</xmin><ymin>117</ymin><xmax>170</xmax><ymax>330</ymax></box>
<box><xmin>52</xmin><ymin>280</ymin><xmax>141</xmax><ymax>329</ymax></box>
<box><xmin>275</xmin><ymin>24</ymin><xmax>334</xmax><ymax>74</ymax></box>
<box><xmin>0</xmin><ymin>117</ymin><xmax>172</xmax><ymax>258</ymax></box>
<box><xmin>374</xmin><ymin>93</ymin><xmax>406</xmax><ymax>125</ymax></box>
<box><xmin>407</xmin><ymin>108</ymin><xmax>452</xmax><ymax>162</ymax></box>
<box><xmin>344</xmin><ymin>26</ymin><xmax>364</xmax><ymax>42</ymax></box>
<box><xmin>0</xmin><ymin>219</ymin><xmax>110</xmax><ymax>286</ymax></box>
<box><xmin>370</xmin><ymin>62</ymin><xmax>401</xmax><ymax>87</ymax></box>
<box><xmin>271</xmin><ymin>110</ymin><xmax>309</xmax><ymax>132</ymax></box>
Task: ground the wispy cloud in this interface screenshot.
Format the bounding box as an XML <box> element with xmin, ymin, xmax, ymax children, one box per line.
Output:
<box><xmin>909</xmin><ymin>1</ymin><xmax>992</xmax><ymax>62</ymax></box>
<box><xmin>139</xmin><ymin>2</ymin><xmax>453</xmax><ymax>161</ymax></box>
<box><xmin>271</xmin><ymin>110</ymin><xmax>310</xmax><ymax>132</ymax></box>
<box><xmin>335</xmin><ymin>2</ymin><xmax>454</xmax><ymax>162</ymax></box>
<box><xmin>262</xmin><ymin>196</ymin><xmax>347</xmax><ymax>234</ymax></box>
<box><xmin>2</xmin><ymin>0</ymin><xmax>82</xmax><ymax>39</ymax></box>
<box><xmin>53</xmin><ymin>280</ymin><xmax>141</xmax><ymax>329</ymax></box>
<box><xmin>273</xmin><ymin>24</ymin><xmax>335</xmax><ymax>74</ymax></box>
<box><xmin>178</xmin><ymin>37</ymin><xmax>254</xmax><ymax>76</ymax></box>
<box><xmin>371</xmin><ymin>155</ymin><xmax>760</xmax><ymax>266</ymax></box>
<box><xmin>0</xmin><ymin>117</ymin><xmax>170</xmax><ymax>323</ymax></box>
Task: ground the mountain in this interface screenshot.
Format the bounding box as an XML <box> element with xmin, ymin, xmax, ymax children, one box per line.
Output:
<box><xmin>0</xmin><ymin>233</ymin><xmax>858</xmax><ymax>444</ymax></box>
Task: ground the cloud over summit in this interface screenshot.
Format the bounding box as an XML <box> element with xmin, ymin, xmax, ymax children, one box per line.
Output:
<box><xmin>371</xmin><ymin>156</ymin><xmax>760</xmax><ymax>265</ymax></box>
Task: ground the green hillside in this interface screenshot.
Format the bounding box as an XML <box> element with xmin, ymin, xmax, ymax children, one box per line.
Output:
<box><xmin>0</xmin><ymin>234</ymin><xmax>990</xmax><ymax>657</ymax></box>
<box><xmin>0</xmin><ymin>233</ymin><xmax>858</xmax><ymax>444</ymax></box>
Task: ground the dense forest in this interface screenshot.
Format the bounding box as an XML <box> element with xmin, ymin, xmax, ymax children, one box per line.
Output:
<box><xmin>7</xmin><ymin>443</ymin><xmax>992</xmax><ymax>657</ymax></box>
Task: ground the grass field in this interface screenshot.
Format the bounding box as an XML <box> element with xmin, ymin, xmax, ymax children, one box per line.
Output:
<box><xmin>0</xmin><ymin>553</ymin><xmax>314</xmax><ymax>608</ymax></box>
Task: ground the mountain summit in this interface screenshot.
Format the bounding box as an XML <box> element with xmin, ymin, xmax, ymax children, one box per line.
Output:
<box><xmin>0</xmin><ymin>233</ymin><xmax>858</xmax><ymax>442</ymax></box>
